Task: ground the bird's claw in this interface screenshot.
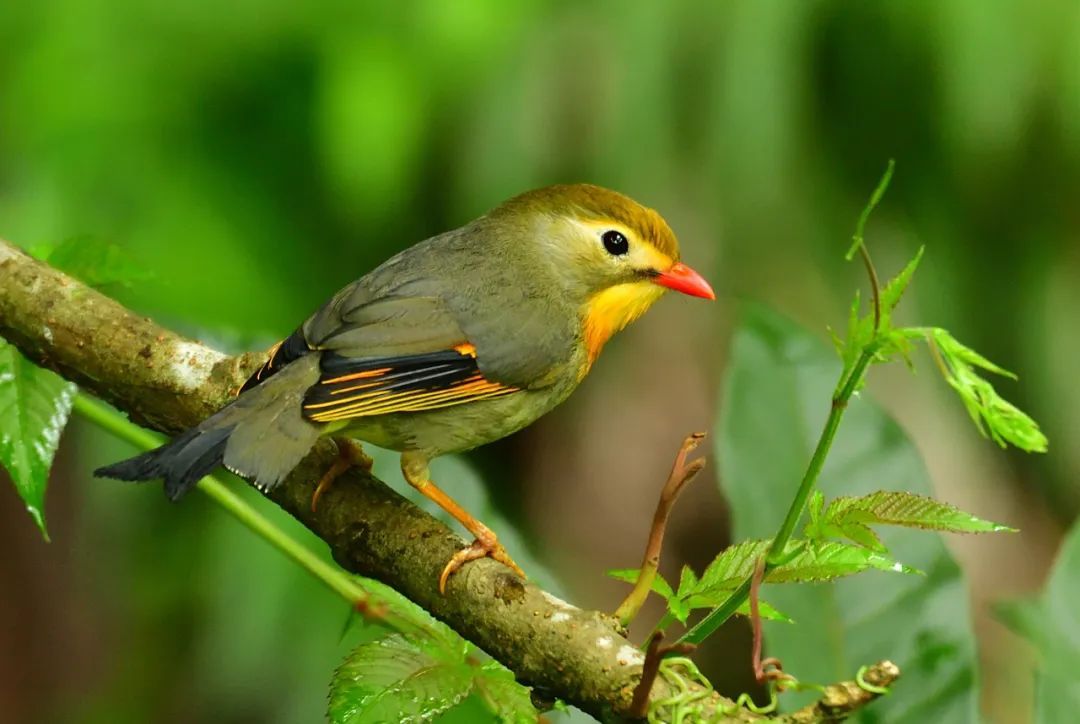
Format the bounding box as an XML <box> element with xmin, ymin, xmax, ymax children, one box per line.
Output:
<box><xmin>311</xmin><ymin>439</ymin><xmax>374</xmax><ymax>512</ymax></box>
<box><xmin>438</xmin><ymin>535</ymin><xmax>525</xmax><ymax>594</ymax></box>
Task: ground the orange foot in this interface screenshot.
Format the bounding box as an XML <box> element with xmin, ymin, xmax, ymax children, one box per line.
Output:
<box><xmin>439</xmin><ymin>531</ymin><xmax>525</xmax><ymax>594</ymax></box>
<box><xmin>311</xmin><ymin>438</ymin><xmax>374</xmax><ymax>512</ymax></box>
<box><xmin>400</xmin><ymin>450</ymin><xmax>526</xmax><ymax>594</ymax></box>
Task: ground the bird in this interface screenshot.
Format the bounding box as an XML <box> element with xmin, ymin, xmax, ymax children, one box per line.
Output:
<box><xmin>95</xmin><ymin>184</ymin><xmax>715</xmax><ymax>592</ymax></box>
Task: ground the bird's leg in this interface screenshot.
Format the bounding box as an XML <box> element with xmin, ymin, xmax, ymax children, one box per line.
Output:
<box><xmin>400</xmin><ymin>451</ymin><xmax>525</xmax><ymax>594</ymax></box>
<box><xmin>311</xmin><ymin>438</ymin><xmax>374</xmax><ymax>512</ymax></box>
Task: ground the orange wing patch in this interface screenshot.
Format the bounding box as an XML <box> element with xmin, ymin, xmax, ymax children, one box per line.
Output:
<box><xmin>303</xmin><ymin>347</ymin><xmax>518</xmax><ymax>423</ymax></box>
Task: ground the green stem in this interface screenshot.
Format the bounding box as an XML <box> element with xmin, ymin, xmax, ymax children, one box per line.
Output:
<box><xmin>767</xmin><ymin>349</ymin><xmax>875</xmax><ymax>563</ymax></box>
<box><xmin>678</xmin><ymin>346</ymin><xmax>878</xmax><ymax>645</ymax></box>
<box><xmin>72</xmin><ymin>395</ymin><xmax>412</xmax><ymax>631</ymax></box>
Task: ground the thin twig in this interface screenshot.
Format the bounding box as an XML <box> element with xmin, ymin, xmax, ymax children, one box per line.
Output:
<box><xmin>858</xmin><ymin>244</ymin><xmax>882</xmax><ymax>334</ymax></box>
<box><xmin>847</xmin><ymin>159</ymin><xmax>894</xmax><ymax>335</ymax></box>
<box><xmin>749</xmin><ymin>555</ymin><xmax>795</xmax><ymax>690</ymax></box>
<box><xmin>614</xmin><ymin>432</ymin><xmax>707</xmax><ymax>628</ymax></box>
<box><xmin>750</xmin><ymin>556</ymin><xmax>766</xmax><ymax>680</ymax></box>
<box><xmin>628</xmin><ymin>632</ymin><xmax>697</xmax><ymax>719</ymax></box>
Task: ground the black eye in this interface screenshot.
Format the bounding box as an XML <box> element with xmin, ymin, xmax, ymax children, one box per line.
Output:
<box><xmin>601</xmin><ymin>230</ymin><xmax>629</xmax><ymax>256</ymax></box>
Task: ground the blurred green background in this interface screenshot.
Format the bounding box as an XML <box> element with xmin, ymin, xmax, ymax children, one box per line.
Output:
<box><xmin>1</xmin><ymin>1</ymin><xmax>1077</xmax><ymax>722</ymax></box>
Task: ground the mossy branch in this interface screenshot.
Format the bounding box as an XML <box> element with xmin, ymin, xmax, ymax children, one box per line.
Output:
<box><xmin>0</xmin><ymin>239</ymin><xmax>896</xmax><ymax>722</ymax></box>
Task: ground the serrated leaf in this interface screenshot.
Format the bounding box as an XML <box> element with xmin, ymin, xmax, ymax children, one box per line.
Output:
<box><xmin>329</xmin><ymin>633</ymin><xmax>473</xmax><ymax>724</ymax></box>
<box><xmin>668</xmin><ymin>566</ymin><xmax>700</xmax><ymax>623</ymax></box>
<box><xmin>693</xmin><ymin>540</ymin><xmax>770</xmax><ymax>595</ymax></box>
<box><xmin>675</xmin><ymin>564</ymin><xmax>699</xmax><ymax>599</ymax></box>
<box><xmin>879</xmin><ymin>246</ymin><xmax>925</xmax><ymax>327</ymax></box>
<box><xmin>875</xmin><ymin>327</ymin><xmax>917</xmax><ymax>370</ymax></box>
<box><xmin>681</xmin><ymin>539</ymin><xmax>911</xmax><ymax>618</ymax></box>
<box><xmin>921</xmin><ymin>328</ymin><xmax>1047</xmax><ymax>452</ymax></box>
<box><xmin>606</xmin><ymin>569</ymin><xmax>674</xmax><ymax>601</ymax></box>
<box><xmin>933</xmin><ymin>329</ymin><xmax>1014</xmax><ymax>378</ymax></box>
<box><xmin>679</xmin><ymin>589</ymin><xmax>792</xmax><ymax>622</ymax></box>
<box><xmin>806</xmin><ymin>514</ymin><xmax>887</xmax><ymax>552</ymax></box>
<box><xmin>836</xmin><ymin>290</ymin><xmax>864</xmax><ymax>374</ymax></box>
<box><xmin>825</xmin><ymin>491</ymin><xmax>1013</xmax><ymax>535</ymax></box>
<box><xmin>0</xmin><ymin>342</ymin><xmax>77</xmax><ymax>539</ymax></box>
<box><xmin>719</xmin><ymin>305</ymin><xmax>984</xmax><ymax>721</ymax></box>
<box><xmin>767</xmin><ymin>541</ymin><xmax>916</xmax><ymax>583</ymax></box>
<box><xmin>734</xmin><ymin>598</ymin><xmax>792</xmax><ymax>623</ymax></box>
<box><xmin>474</xmin><ymin>661</ymin><xmax>538</xmax><ymax>723</ymax></box>
<box><xmin>835</xmin><ymin>521</ymin><xmax>887</xmax><ymax>552</ymax></box>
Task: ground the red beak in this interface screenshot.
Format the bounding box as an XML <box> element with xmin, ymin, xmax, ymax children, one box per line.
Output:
<box><xmin>653</xmin><ymin>262</ymin><xmax>716</xmax><ymax>300</ymax></box>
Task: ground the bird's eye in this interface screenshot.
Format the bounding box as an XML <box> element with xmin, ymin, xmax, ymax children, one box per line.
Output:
<box><xmin>601</xmin><ymin>230</ymin><xmax>629</xmax><ymax>256</ymax></box>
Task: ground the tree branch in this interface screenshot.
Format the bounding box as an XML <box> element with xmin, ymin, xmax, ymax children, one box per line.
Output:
<box><xmin>0</xmin><ymin>239</ymin><xmax>896</xmax><ymax>722</ymax></box>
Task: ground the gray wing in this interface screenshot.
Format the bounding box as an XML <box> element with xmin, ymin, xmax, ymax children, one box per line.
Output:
<box><xmin>301</xmin><ymin>228</ymin><xmax>578</xmax><ymax>389</ymax></box>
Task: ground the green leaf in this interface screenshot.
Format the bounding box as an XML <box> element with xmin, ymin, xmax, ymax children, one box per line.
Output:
<box><xmin>837</xmin><ymin>246</ymin><xmax>924</xmax><ymax>379</ymax></box>
<box><xmin>330</xmin><ymin>607</ymin><xmax>537</xmax><ymax>724</ymax></box>
<box><xmin>823</xmin><ymin>491</ymin><xmax>1014</xmax><ymax>536</ymax></box>
<box><xmin>693</xmin><ymin>540</ymin><xmax>912</xmax><ymax>600</ymax></box>
<box><xmin>879</xmin><ymin>246</ymin><xmax>925</xmax><ymax>327</ymax></box>
<box><xmin>733</xmin><ymin>598</ymin><xmax>792</xmax><ymax>624</ymax></box>
<box><xmin>718</xmin><ymin>304</ymin><xmax>983</xmax><ymax>721</ymax></box>
<box><xmin>808</xmin><ymin>489</ymin><xmax>825</xmax><ymax>528</ymax></box>
<box><xmin>346</xmin><ymin>576</ymin><xmax>470</xmax><ymax>651</ymax></box>
<box><xmin>329</xmin><ymin>633</ymin><xmax>474</xmax><ymax>724</ymax></box>
<box><xmin>678</xmin><ymin>590</ymin><xmax>791</xmax><ymax>624</ymax></box>
<box><xmin>692</xmin><ymin>539</ymin><xmax>769</xmax><ymax>595</ymax></box>
<box><xmin>672</xmin><ymin>539</ymin><xmax>905</xmax><ymax>623</ymax></box>
<box><xmin>0</xmin><ymin>342</ymin><xmax>77</xmax><ymax>539</ymax></box>
<box><xmin>772</xmin><ymin>541</ymin><xmax>917</xmax><ymax>581</ymax></box>
<box><xmin>606</xmin><ymin>569</ymin><xmax>674</xmax><ymax>601</ymax></box>
<box><xmin>834</xmin><ymin>289</ymin><xmax>865</xmax><ymax>375</ymax></box>
<box><xmin>999</xmin><ymin>520</ymin><xmax>1080</xmax><ymax>723</ymax></box>
<box><xmin>922</xmin><ymin>328</ymin><xmax>1048</xmax><ymax>452</ymax></box>
<box><xmin>473</xmin><ymin>661</ymin><xmax>539</xmax><ymax>723</ymax></box>
<box><xmin>667</xmin><ymin>566</ymin><xmax>700</xmax><ymax>622</ymax></box>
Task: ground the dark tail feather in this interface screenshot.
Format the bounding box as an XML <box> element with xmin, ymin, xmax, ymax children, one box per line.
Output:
<box><xmin>94</xmin><ymin>426</ymin><xmax>234</xmax><ymax>501</ymax></box>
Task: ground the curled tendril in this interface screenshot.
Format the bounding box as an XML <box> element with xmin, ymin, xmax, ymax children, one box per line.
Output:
<box><xmin>647</xmin><ymin>660</ymin><xmax>888</xmax><ymax>721</ymax></box>
<box><xmin>719</xmin><ymin>689</ymin><xmax>778</xmax><ymax>716</ymax></box>
<box><xmin>648</xmin><ymin>657</ymin><xmax>714</xmax><ymax>723</ymax></box>
<box><xmin>649</xmin><ymin>656</ymin><xmax>826</xmax><ymax>722</ymax></box>
<box><xmin>856</xmin><ymin>665</ymin><xmax>891</xmax><ymax>695</ymax></box>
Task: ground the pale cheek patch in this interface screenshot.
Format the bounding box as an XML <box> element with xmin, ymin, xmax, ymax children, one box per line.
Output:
<box><xmin>169</xmin><ymin>341</ymin><xmax>226</xmax><ymax>392</ymax></box>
